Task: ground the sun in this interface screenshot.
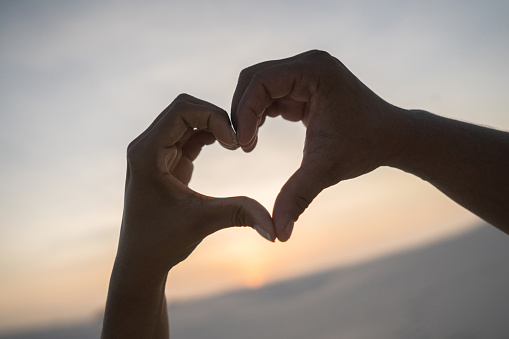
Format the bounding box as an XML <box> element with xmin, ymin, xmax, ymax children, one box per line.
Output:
<box><xmin>221</xmin><ymin>229</ymin><xmax>272</xmax><ymax>290</ymax></box>
<box><xmin>242</xmin><ymin>265</ymin><xmax>267</xmax><ymax>289</ymax></box>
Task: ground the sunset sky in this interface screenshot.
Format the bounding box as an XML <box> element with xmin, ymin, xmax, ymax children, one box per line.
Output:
<box><xmin>1</xmin><ymin>0</ymin><xmax>508</xmax><ymax>332</ymax></box>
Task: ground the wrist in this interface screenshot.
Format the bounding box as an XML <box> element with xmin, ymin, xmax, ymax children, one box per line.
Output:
<box><xmin>102</xmin><ymin>255</ymin><xmax>169</xmax><ymax>339</ymax></box>
<box><xmin>381</xmin><ymin>106</ymin><xmax>424</xmax><ymax>170</ymax></box>
<box><xmin>116</xmin><ymin>218</ymin><xmax>183</xmax><ymax>277</ymax></box>
<box><xmin>112</xmin><ymin>245</ymin><xmax>170</xmax><ymax>288</ymax></box>
<box><xmin>383</xmin><ymin>107</ymin><xmax>447</xmax><ymax>185</ymax></box>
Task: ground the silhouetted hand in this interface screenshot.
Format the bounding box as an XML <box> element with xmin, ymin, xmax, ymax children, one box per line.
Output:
<box><xmin>102</xmin><ymin>94</ymin><xmax>275</xmax><ymax>339</ymax></box>
<box><xmin>232</xmin><ymin>50</ymin><xmax>399</xmax><ymax>241</ymax></box>
<box><xmin>121</xmin><ymin>94</ymin><xmax>275</xmax><ymax>272</ymax></box>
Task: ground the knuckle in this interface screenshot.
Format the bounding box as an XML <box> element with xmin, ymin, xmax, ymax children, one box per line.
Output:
<box><xmin>304</xmin><ymin>50</ymin><xmax>336</xmax><ymax>69</ymax></box>
<box><xmin>126</xmin><ymin>138</ymin><xmax>142</xmax><ymax>162</ymax></box>
<box><xmin>238</xmin><ymin>68</ymin><xmax>253</xmax><ymax>82</ymax></box>
<box><xmin>126</xmin><ymin>138</ymin><xmax>138</xmax><ymax>154</ymax></box>
<box><xmin>309</xmin><ymin>49</ymin><xmax>330</xmax><ymax>58</ymax></box>
<box><xmin>230</xmin><ymin>196</ymin><xmax>250</xmax><ymax>226</ymax></box>
<box><xmin>279</xmin><ymin>185</ymin><xmax>312</xmax><ymax>218</ymax></box>
<box><xmin>250</xmin><ymin>70</ymin><xmax>264</xmax><ymax>84</ymax></box>
<box><xmin>305</xmin><ymin>49</ymin><xmax>331</xmax><ymax>62</ymax></box>
<box><xmin>126</xmin><ymin>136</ymin><xmax>158</xmax><ymax>175</ymax></box>
<box><xmin>172</xmin><ymin>100</ymin><xmax>189</xmax><ymax>112</ymax></box>
<box><xmin>175</xmin><ymin>93</ymin><xmax>193</xmax><ymax>102</ymax></box>
<box><xmin>216</xmin><ymin>109</ymin><xmax>230</xmax><ymax>124</ymax></box>
<box><xmin>126</xmin><ymin>143</ymin><xmax>142</xmax><ymax>170</ymax></box>
<box><xmin>208</xmin><ymin>105</ymin><xmax>226</xmax><ymax>118</ymax></box>
<box><xmin>294</xmin><ymin>194</ymin><xmax>312</xmax><ymax>216</ymax></box>
<box><xmin>126</xmin><ymin>143</ymin><xmax>142</xmax><ymax>163</ymax></box>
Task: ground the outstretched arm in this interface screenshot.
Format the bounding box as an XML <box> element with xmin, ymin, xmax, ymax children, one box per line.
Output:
<box><xmin>101</xmin><ymin>94</ymin><xmax>275</xmax><ymax>339</ymax></box>
<box><xmin>231</xmin><ymin>50</ymin><xmax>509</xmax><ymax>240</ymax></box>
<box><xmin>387</xmin><ymin>108</ymin><xmax>509</xmax><ymax>229</ymax></box>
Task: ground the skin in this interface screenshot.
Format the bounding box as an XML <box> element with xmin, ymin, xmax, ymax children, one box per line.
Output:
<box><xmin>101</xmin><ymin>94</ymin><xmax>275</xmax><ymax>339</ymax></box>
<box><xmin>231</xmin><ymin>50</ymin><xmax>509</xmax><ymax>241</ymax></box>
<box><xmin>103</xmin><ymin>50</ymin><xmax>509</xmax><ymax>338</ymax></box>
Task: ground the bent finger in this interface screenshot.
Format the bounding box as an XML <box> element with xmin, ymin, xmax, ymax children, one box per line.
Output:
<box><xmin>130</xmin><ymin>93</ymin><xmax>222</xmax><ymax>151</ymax></box>
<box><xmin>199</xmin><ymin>196</ymin><xmax>275</xmax><ymax>242</ymax></box>
<box><xmin>181</xmin><ymin>131</ymin><xmax>216</xmax><ymax>162</ymax></box>
<box><xmin>152</xmin><ymin>101</ymin><xmax>237</xmax><ymax>149</ymax></box>
<box><xmin>231</xmin><ymin>50</ymin><xmax>319</xmax><ymax>128</ymax></box>
<box><xmin>233</xmin><ymin>65</ymin><xmax>319</xmax><ymax>150</ymax></box>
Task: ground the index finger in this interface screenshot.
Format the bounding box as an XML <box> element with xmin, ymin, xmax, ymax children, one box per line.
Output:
<box><xmin>130</xmin><ymin>94</ymin><xmax>234</xmax><ymax>152</ymax></box>
<box><xmin>231</xmin><ymin>59</ymin><xmax>284</xmax><ymax>131</ymax></box>
<box><xmin>231</xmin><ymin>51</ymin><xmax>319</xmax><ymax>150</ymax></box>
<box><xmin>231</xmin><ymin>50</ymin><xmax>318</xmax><ymax>127</ymax></box>
<box><xmin>140</xmin><ymin>95</ymin><xmax>236</xmax><ymax>153</ymax></box>
<box><xmin>154</xmin><ymin>102</ymin><xmax>237</xmax><ymax>149</ymax></box>
<box><xmin>232</xmin><ymin>63</ymin><xmax>301</xmax><ymax>149</ymax></box>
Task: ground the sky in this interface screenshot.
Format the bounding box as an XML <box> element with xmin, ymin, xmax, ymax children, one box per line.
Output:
<box><xmin>0</xmin><ymin>0</ymin><xmax>508</xmax><ymax>333</ymax></box>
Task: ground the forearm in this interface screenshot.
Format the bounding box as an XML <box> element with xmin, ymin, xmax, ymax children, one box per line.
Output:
<box><xmin>386</xmin><ymin>107</ymin><xmax>509</xmax><ymax>232</ymax></box>
<box><xmin>102</xmin><ymin>253</ymin><xmax>170</xmax><ymax>339</ymax></box>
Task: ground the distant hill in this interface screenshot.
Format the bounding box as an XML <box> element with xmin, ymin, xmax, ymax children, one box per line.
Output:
<box><xmin>2</xmin><ymin>223</ymin><xmax>509</xmax><ymax>339</ymax></box>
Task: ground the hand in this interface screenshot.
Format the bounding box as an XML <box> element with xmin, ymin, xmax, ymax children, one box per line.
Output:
<box><xmin>103</xmin><ymin>94</ymin><xmax>276</xmax><ymax>339</ymax></box>
<box><xmin>121</xmin><ymin>94</ymin><xmax>275</xmax><ymax>276</ymax></box>
<box><xmin>231</xmin><ymin>50</ymin><xmax>401</xmax><ymax>242</ymax></box>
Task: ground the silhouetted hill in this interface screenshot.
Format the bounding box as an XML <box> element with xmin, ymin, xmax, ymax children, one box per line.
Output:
<box><xmin>2</xmin><ymin>223</ymin><xmax>508</xmax><ymax>339</ymax></box>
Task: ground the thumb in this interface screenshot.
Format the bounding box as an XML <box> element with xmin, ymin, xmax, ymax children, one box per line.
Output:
<box><xmin>200</xmin><ymin>196</ymin><xmax>276</xmax><ymax>242</ymax></box>
<box><xmin>273</xmin><ymin>160</ymin><xmax>325</xmax><ymax>242</ymax></box>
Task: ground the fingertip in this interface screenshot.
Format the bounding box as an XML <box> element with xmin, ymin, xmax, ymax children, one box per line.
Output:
<box><xmin>240</xmin><ymin>135</ymin><xmax>258</xmax><ymax>153</ymax></box>
<box><xmin>254</xmin><ymin>224</ymin><xmax>275</xmax><ymax>242</ymax></box>
<box><xmin>237</xmin><ymin>132</ymin><xmax>254</xmax><ymax>151</ymax></box>
<box><xmin>218</xmin><ymin>140</ymin><xmax>239</xmax><ymax>150</ymax></box>
<box><xmin>206</xmin><ymin>196</ymin><xmax>276</xmax><ymax>241</ymax></box>
<box><xmin>203</xmin><ymin>107</ymin><xmax>238</xmax><ymax>150</ymax></box>
<box><xmin>244</xmin><ymin>197</ymin><xmax>276</xmax><ymax>242</ymax></box>
<box><xmin>230</xmin><ymin>127</ymin><xmax>239</xmax><ymax>146</ymax></box>
<box><xmin>283</xmin><ymin>220</ymin><xmax>294</xmax><ymax>241</ymax></box>
<box><xmin>250</xmin><ymin>203</ymin><xmax>276</xmax><ymax>243</ymax></box>
<box><xmin>235</xmin><ymin>106</ymin><xmax>259</xmax><ymax>149</ymax></box>
<box><xmin>273</xmin><ymin>217</ymin><xmax>294</xmax><ymax>242</ymax></box>
<box><xmin>272</xmin><ymin>191</ymin><xmax>298</xmax><ymax>242</ymax></box>
<box><xmin>215</xmin><ymin>126</ymin><xmax>239</xmax><ymax>150</ymax></box>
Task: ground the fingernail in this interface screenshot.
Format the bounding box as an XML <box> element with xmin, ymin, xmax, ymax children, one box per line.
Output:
<box><xmin>218</xmin><ymin>140</ymin><xmax>237</xmax><ymax>150</ymax></box>
<box><xmin>254</xmin><ymin>225</ymin><xmax>273</xmax><ymax>242</ymax></box>
<box><xmin>230</xmin><ymin>128</ymin><xmax>238</xmax><ymax>145</ymax></box>
<box><xmin>285</xmin><ymin>220</ymin><xmax>294</xmax><ymax>239</ymax></box>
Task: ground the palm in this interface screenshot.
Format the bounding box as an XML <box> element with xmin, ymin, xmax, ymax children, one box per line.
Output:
<box><xmin>170</xmin><ymin>130</ymin><xmax>216</xmax><ymax>185</ymax></box>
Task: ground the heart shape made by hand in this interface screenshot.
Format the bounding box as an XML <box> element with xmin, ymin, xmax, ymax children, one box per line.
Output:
<box><xmin>190</xmin><ymin>118</ymin><xmax>305</xmax><ymax>241</ymax></box>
